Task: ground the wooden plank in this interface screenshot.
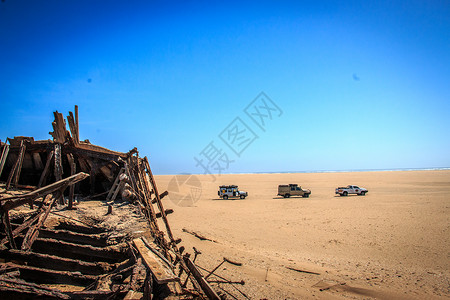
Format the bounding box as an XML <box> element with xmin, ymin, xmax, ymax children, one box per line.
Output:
<box><xmin>67</xmin><ymin>112</ymin><xmax>79</xmax><ymax>145</ymax></box>
<box><xmin>6</xmin><ymin>140</ymin><xmax>25</xmax><ymax>189</ymax></box>
<box><xmin>143</xmin><ymin>157</ymin><xmax>175</xmax><ymax>242</ymax></box>
<box><xmin>184</xmin><ymin>255</ymin><xmax>220</xmax><ymax>300</ymax></box>
<box><xmin>0</xmin><ymin>277</ymin><xmax>70</xmax><ymax>299</ymax></box>
<box><xmin>21</xmin><ymin>194</ymin><xmax>58</xmax><ymax>251</ymax></box>
<box><xmin>106</xmin><ymin>167</ymin><xmax>124</xmax><ymax>201</ymax></box>
<box><xmin>13</xmin><ymin>141</ymin><xmax>26</xmax><ymax>187</ymax></box>
<box><xmin>38</xmin><ymin>150</ymin><xmax>54</xmax><ymax>188</ymax></box>
<box><xmin>0</xmin><ymin>144</ymin><xmax>9</xmax><ymax>177</ymax></box>
<box><xmin>1</xmin><ymin>211</ymin><xmax>17</xmax><ymax>249</ymax></box>
<box><xmin>133</xmin><ymin>238</ymin><xmax>179</xmax><ymax>284</ymax></box>
<box><xmin>68</xmin><ymin>155</ymin><xmax>76</xmax><ymax>209</ymax></box>
<box><xmin>1</xmin><ymin>249</ymin><xmax>113</xmax><ymax>275</ymax></box>
<box><xmin>75</xmin><ymin>105</ymin><xmax>79</xmax><ymax>141</ymax></box>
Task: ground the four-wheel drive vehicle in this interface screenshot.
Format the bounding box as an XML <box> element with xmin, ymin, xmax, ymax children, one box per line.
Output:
<box><xmin>278</xmin><ymin>184</ymin><xmax>311</xmax><ymax>198</ymax></box>
<box><xmin>218</xmin><ymin>185</ymin><xmax>248</xmax><ymax>199</ymax></box>
<box><xmin>335</xmin><ymin>185</ymin><xmax>368</xmax><ymax>196</ymax></box>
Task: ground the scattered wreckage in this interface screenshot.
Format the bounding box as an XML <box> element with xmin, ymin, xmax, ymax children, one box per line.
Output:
<box><xmin>0</xmin><ymin>106</ymin><xmax>244</xmax><ymax>299</ymax></box>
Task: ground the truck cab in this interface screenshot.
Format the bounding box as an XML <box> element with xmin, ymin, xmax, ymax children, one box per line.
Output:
<box><xmin>278</xmin><ymin>184</ymin><xmax>311</xmax><ymax>198</ymax></box>
<box><xmin>218</xmin><ymin>185</ymin><xmax>248</xmax><ymax>199</ymax></box>
<box><xmin>335</xmin><ymin>185</ymin><xmax>368</xmax><ymax>196</ymax></box>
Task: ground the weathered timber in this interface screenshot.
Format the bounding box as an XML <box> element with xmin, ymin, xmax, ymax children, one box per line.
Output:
<box><xmin>0</xmin><ymin>210</ymin><xmax>42</xmax><ymax>246</ymax></box>
<box><xmin>67</xmin><ymin>290</ymin><xmax>125</xmax><ymax>300</ymax></box>
<box><xmin>129</xmin><ymin>257</ymin><xmax>146</xmax><ymax>292</ymax></box>
<box><xmin>38</xmin><ymin>228</ymin><xmax>109</xmax><ymax>247</ymax></box>
<box><xmin>106</xmin><ymin>167</ymin><xmax>125</xmax><ymax>201</ymax></box>
<box><xmin>50</xmin><ymin>111</ymin><xmax>68</xmax><ymax>144</ymax></box>
<box><xmin>133</xmin><ymin>237</ymin><xmax>179</xmax><ymax>284</ymax></box>
<box><xmin>21</xmin><ymin>194</ymin><xmax>58</xmax><ymax>251</ymax></box>
<box><xmin>1</xmin><ymin>211</ymin><xmax>17</xmax><ymax>249</ymax></box>
<box><xmin>155</xmin><ymin>209</ymin><xmax>174</xmax><ymax>218</ymax></box>
<box><xmin>37</xmin><ymin>150</ymin><xmax>54</xmax><ymax>188</ymax></box>
<box><xmin>0</xmin><ymin>249</ymin><xmax>113</xmax><ymax>275</ymax></box>
<box><xmin>0</xmin><ymin>144</ymin><xmax>10</xmax><ymax>178</ymax></box>
<box><xmin>13</xmin><ymin>142</ymin><xmax>26</xmax><ymax>187</ymax></box>
<box><xmin>75</xmin><ymin>105</ymin><xmax>79</xmax><ymax>141</ymax></box>
<box><xmin>285</xmin><ymin>266</ymin><xmax>320</xmax><ymax>275</ymax></box>
<box><xmin>184</xmin><ymin>255</ymin><xmax>220</xmax><ymax>300</ymax></box>
<box><xmin>5</xmin><ymin>140</ymin><xmax>25</xmax><ymax>189</ymax></box>
<box><xmin>30</xmin><ymin>238</ymin><xmax>128</xmax><ymax>263</ymax></box>
<box><xmin>53</xmin><ymin>220</ymin><xmax>106</xmax><ymax>234</ymax></box>
<box><xmin>144</xmin><ymin>157</ymin><xmax>175</xmax><ymax>242</ymax></box>
<box><xmin>182</xmin><ymin>228</ymin><xmax>217</xmax><ymax>243</ymax></box>
<box><xmin>2</xmin><ymin>262</ymin><xmax>97</xmax><ymax>285</ymax></box>
<box><xmin>68</xmin><ymin>155</ymin><xmax>76</xmax><ymax>209</ymax></box>
<box><xmin>67</xmin><ymin>111</ymin><xmax>79</xmax><ymax>145</ymax></box>
<box><xmin>0</xmin><ymin>277</ymin><xmax>70</xmax><ymax>299</ymax></box>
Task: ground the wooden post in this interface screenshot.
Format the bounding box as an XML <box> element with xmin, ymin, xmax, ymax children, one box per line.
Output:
<box><xmin>68</xmin><ymin>156</ymin><xmax>76</xmax><ymax>209</ymax></box>
<box><xmin>38</xmin><ymin>150</ymin><xmax>54</xmax><ymax>188</ymax></box>
<box><xmin>6</xmin><ymin>140</ymin><xmax>26</xmax><ymax>189</ymax></box>
<box><xmin>53</xmin><ymin>144</ymin><xmax>64</xmax><ymax>204</ymax></box>
<box><xmin>0</xmin><ymin>143</ymin><xmax>9</xmax><ymax>177</ymax></box>
<box><xmin>1</xmin><ymin>210</ymin><xmax>17</xmax><ymax>249</ymax></box>
<box><xmin>75</xmin><ymin>105</ymin><xmax>79</xmax><ymax>142</ymax></box>
<box><xmin>143</xmin><ymin>157</ymin><xmax>175</xmax><ymax>243</ymax></box>
<box><xmin>13</xmin><ymin>141</ymin><xmax>26</xmax><ymax>187</ymax></box>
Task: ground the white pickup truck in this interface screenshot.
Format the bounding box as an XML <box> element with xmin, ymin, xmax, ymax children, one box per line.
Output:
<box><xmin>335</xmin><ymin>185</ymin><xmax>368</xmax><ymax>196</ymax></box>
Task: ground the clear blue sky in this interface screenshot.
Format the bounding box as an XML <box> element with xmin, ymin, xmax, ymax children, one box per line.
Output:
<box><xmin>1</xmin><ymin>1</ymin><xmax>449</xmax><ymax>174</ymax></box>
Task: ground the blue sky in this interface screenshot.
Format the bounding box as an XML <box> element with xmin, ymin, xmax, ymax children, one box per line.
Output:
<box><xmin>1</xmin><ymin>1</ymin><xmax>449</xmax><ymax>174</ymax></box>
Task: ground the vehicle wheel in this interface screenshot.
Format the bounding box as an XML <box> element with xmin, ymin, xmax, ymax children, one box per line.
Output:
<box><xmin>303</xmin><ymin>194</ymin><xmax>310</xmax><ymax>198</ymax></box>
<box><xmin>223</xmin><ymin>195</ymin><xmax>228</xmax><ymax>200</ymax></box>
<box><xmin>285</xmin><ymin>194</ymin><xmax>290</xmax><ymax>198</ymax></box>
<box><xmin>360</xmin><ymin>191</ymin><xmax>366</xmax><ymax>196</ymax></box>
<box><xmin>240</xmin><ymin>195</ymin><xmax>245</xmax><ymax>199</ymax></box>
<box><xmin>343</xmin><ymin>191</ymin><xmax>348</xmax><ymax>196</ymax></box>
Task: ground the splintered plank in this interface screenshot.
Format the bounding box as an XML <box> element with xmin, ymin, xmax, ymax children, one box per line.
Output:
<box><xmin>1</xmin><ymin>262</ymin><xmax>97</xmax><ymax>285</ymax></box>
<box><xmin>0</xmin><ymin>277</ymin><xmax>70</xmax><ymax>299</ymax></box>
<box><xmin>133</xmin><ymin>238</ymin><xmax>179</xmax><ymax>284</ymax></box>
<box><xmin>0</xmin><ymin>249</ymin><xmax>113</xmax><ymax>275</ymax></box>
<box><xmin>30</xmin><ymin>238</ymin><xmax>128</xmax><ymax>263</ymax></box>
<box><xmin>37</xmin><ymin>228</ymin><xmax>109</xmax><ymax>247</ymax></box>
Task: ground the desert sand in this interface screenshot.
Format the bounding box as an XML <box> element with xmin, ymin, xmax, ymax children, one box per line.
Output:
<box><xmin>156</xmin><ymin>170</ymin><xmax>449</xmax><ymax>299</ymax></box>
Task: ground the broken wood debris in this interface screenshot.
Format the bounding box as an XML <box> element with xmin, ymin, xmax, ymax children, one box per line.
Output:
<box><xmin>286</xmin><ymin>266</ymin><xmax>320</xmax><ymax>275</ymax></box>
<box><xmin>182</xmin><ymin>228</ymin><xmax>217</xmax><ymax>243</ymax></box>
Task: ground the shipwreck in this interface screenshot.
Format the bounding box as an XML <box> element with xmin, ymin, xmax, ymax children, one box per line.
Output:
<box><xmin>0</xmin><ymin>106</ymin><xmax>224</xmax><ymax>299</ymax></box>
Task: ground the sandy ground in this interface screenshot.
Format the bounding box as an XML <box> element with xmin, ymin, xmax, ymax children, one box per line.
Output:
<box><xmin>155</xmin><ymin>170</ymin><xmax>450</xmax><ymax>299</ymax></box>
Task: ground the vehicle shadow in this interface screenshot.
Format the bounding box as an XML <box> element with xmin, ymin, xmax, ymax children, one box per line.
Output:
<box><xmin>211</xmin><ymin>198</ymin><xmax>246</xmax><ymax>201</ymax></box>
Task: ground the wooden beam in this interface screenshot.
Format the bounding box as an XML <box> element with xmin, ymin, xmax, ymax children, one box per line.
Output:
<box><xmin>1</xmin><ymin>262</ymin><xmax>97</xmax><ymax>285</ymax></box>
<box><xmin>0</xmin><ymin>277</ymin><xmax>70</xmax><ymax>299</ymax></box>
<box><xmin>75</xmin><ymin>105</ymin><xmax>79</xmax><ymax>142</ymax></box>
<box><xmin>133</xmin><ymin>238</ymin><xmax>179</xmax><ymax>284</ymax></box>
<box><xmin>38</xmin><ymin>150</ymin><xmax>54</xmax><ymax>188</ymax></box>
<box><xmin>6</xmin><ymin>140</ymin><xmax>25</xmax><ymax>189</ymax></box>
<box><xmin>37</xmin><ymin>228</ymin><xmax>109</xmax><ymax>247</ymax></box>
<box><xmin>1</xmin><ymin>211</ymin><xmax>17</xmax><ymax>249</ymax></box>
<box><xmin>0</xmin><ymin>143</ymin><xmax>9</xmax><ymax>177</ymax></box>
<box><xmin>1</xmin><ymin>249</ymin><xmax>113</xmax><ymax>275</ymax></box>
<box><xmin>184</xmin><ymin>255</ymin><xmax>220</xmax><ymax>300</ymax></box>
<box><xmin>143</xmin><ymin>157</ymin><xmax>175</xmax><ymax>242</ymax></box>
<box><xmin>21</xmin><ymin>194</ymin><xmax>58</xmax><ymax>251</ymax></box>
<box><xmin>68</xmin><ymin>155</ymin><xmax>76</xmax><ymax>209</ymax></box>
<box><xmin>30</xmin><ymin>238</ymin><xmax>128</xmax><ymax>263</ymax></box>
